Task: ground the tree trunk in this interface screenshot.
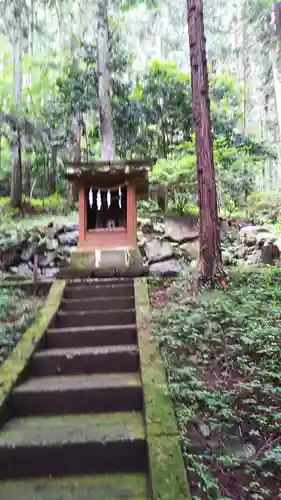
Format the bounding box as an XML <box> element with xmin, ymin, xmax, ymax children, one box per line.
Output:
<box><xmin>24</xmin><ymin>159</ymin><xmax>31</xmax><ymax>196</ymax></box>
<box><xmin>187</xmin><ymin>0</ymin><xmax>222</xmax><ymax>283</ymax></box>
<box><xmin>97</xmin><ymin>0</ymin><xmax>116</xmax><ymax>161</ymax></box>
<box><xmin>49</xmin><ymin>146</ymin><xmax>57</xmax><ymax>193</ymax></box>
<box><xmin>11</xmin><ymin>129</ymin><xmax>22</xmax><ymax>208</ymax></box>
<box><xmin>11</xmin><ymin>4</ymin><xmax>22</xmax><ymax>209</ymax></box>
<box><xmin>269</xmin><ymin>44</ymin><xmax>281</xmax><ymax>144</ymax></box>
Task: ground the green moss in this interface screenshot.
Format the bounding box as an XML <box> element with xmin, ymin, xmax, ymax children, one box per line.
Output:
<box><xmin>0</xmin><ymin>473</ymin><xmax>148</xmax><ymax>499</ymax></box>
<box><xmin>0</xmin><ymin>411</ymin><xmax>145</xmax><ymax>446</ymax></box>
<box><xmin>0</xmin><ymin>280</ymin><xmax>66</xmax><ymax>413</ymax></box>
<box><xmin>134</xmin><ymin>279</ymin><xmax>178</xmax><ymax>437</ymax></box>
<box><xmin>148</xmin><ymin>436</ymin><xmax>190</xmax><ymax>500</ymax></box>
<box><xmin>134</xmin><ymin>278</ymin><xmax>192</xmax><ymax>500</ymax></box>
<box><xmin>70</xmin><ymin>251</ymin><xmax>96</xmax><ymax>269</ymax></box>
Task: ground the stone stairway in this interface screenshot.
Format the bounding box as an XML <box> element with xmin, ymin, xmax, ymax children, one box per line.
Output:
<box><xmin>0</xmin><ymin>278</ymin><xmax>149</xmax><ymax>499</ymax></box>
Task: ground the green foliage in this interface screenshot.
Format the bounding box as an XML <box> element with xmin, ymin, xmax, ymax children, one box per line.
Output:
<box><xmin>150</xmin><ymin>136</ymin><xmax>264</xmax><ymax>215</ymax></box>
<box><xmin>0</xmin><ymin>287</ymin><xmax>38</xmax><ymax>366</ymax></box>
<box><xmin>247</xmin><ymin>191</ymin><xmax>281</xmax><ymax>221</ymax></box>
<box><xmin>150</xmin><ymin>268</ymin><xmax>281</xmax><ymax>499</ymax></box>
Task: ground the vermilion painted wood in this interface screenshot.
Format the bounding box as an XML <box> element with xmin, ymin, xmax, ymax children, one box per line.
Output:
<box><xmin>78</xmin><ymin>182</ymin><xmax>137</xmax><ymax>250</ymax></box>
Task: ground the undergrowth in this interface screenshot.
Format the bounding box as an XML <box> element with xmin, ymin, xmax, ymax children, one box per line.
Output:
<box><xmin>150</xmin><ymin>268</ymin><xmax>281</xmax><ymax>499</ymax></box>
<box><xmin>0</xmin><ymin>287</ymin><xmax>39</xmax><ymax>366</ymax></box>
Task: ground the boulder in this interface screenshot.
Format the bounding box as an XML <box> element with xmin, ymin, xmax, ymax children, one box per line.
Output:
<box><xmin>57</xmin><ymin>230</ymin><xmax>78</xmax><ymax>246</ymax></box>
<box><xmin>0</xmin><ymin>245</ymin><xmax>22</xmax><ymax>268</ymax></box>
<box><xmin>178</xmin><ymin>240</ymin><xmax>199</xmax><ymax>262</ymax></box>
<box><xmin>46</xmin><ymin>238</ymin><xmax>59</xmax><ymax>251</ymax></box>
<box><xmin>164</xmin><ymin>215</ymin><xmax>199</xmax><ymax>244</ymax></box>
<box><xmin>261</xmin><ymin>242</ymin><xmax>280</xmax><ymax>265</ymax></box>
<box><xmin>237</xmin><ymin>244</ymin><xmax>248</xmax><ymax>259</ymax></box>
<box><xmin>222</xmin><ymin>250</ymin><xmax>233</xmax><ymax>266</ymax></box>
<box><xmin>275</xmin><ymin>238</ymin><xmax>281</xmax><ymax>252</ymax></box>
<box><xmin>239</xmin><ymin>226</ymin><xmax>271</xmax><ymax>245</ymax></box>
<box><xmin>39</xmin><ymin>251</ymin><xmax>57</xmax><ymax>268</ymax></box>
<box><xmin>247</xmin><ymin>250</ymin><xmax>262</xmax><ymax>265</ymax></box>
<box><xmin>149</xmin><ymin>259</ymin><xmax>183</xmax><ymax>277</ymax></box>
<box><xmin>144</xmin><ymin>239</ymin><xmax>174</xmax><ymax>264</ymax></box>
<box><xmin>56</xmin><ymin>223</ymin><xmax>78</xmax><ymax>235</ymax></box>
<box><xmin>41</xmin><ymin>267</ymin><xmax>59</xmax><ymax>278</ymax></box>
<box><xmin>21</xmin><ymin>241</ymin><xmax>40</xmax><ymax>261</ymax></box>
<box><xmin>17</xmin><ymin>262</ymin><xmax>34</xmax><ymax>277</ymax></box>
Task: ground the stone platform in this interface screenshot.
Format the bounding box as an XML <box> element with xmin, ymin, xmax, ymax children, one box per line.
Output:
<box><xmin>58</xmin><ymin>248</ymin><xmax>148</xmax><ymax>279</ymax></box>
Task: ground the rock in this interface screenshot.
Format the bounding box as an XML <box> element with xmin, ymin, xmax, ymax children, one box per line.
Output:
<box><xmin>275</xmin><ymin>238</ymin><xmax>281</xmax><ymax>252</ymax></box>
<box><xmin>198</xmin><ymin>423</ymin><xmax>211</xmax><ymax>438</ymax></box>
<box><xmin>137</xmin><ymin>217</ymin><xmax>153</xmax><ymax>233</ymax></box>
<box><xmin>237</xmin><ymin>244</ymin><xmax>248</xmax><ymax>259</ymax></box>
<box><xmin>239</xmin><ymin>225</ymin><xmax>271</xmax><ymax>245</ymax></box>
<box><xmin>261</xmin><ymin>242</ymin><xmax>280</xmax><ymax>265</ymax></box>
<box><xmin>55</xmin><ymin>223</ymin><xmax>78</xmax><ymax>236</ymax></box>
<box><xmin>164</xmin><ymin>215</ymin><xmax>199</xmax><ymax>244</ymax></box>
<box><xmin>256</xmin><ymin>232</ymin><xmax>274</xmax><ymax>245</ymax></box>
<box><xmin>247</xmin><ymin>249</ymin><xmax>262</xmax><ymax>265</ymax></box>
<box><xmin>57</xmin><ymin>230</ymin><xmax>78</xmax><ymax>246</ymax></box>
<box><xmin>0</xmin><ymin>246</ymin><xmax>22</xmax><ymax>268</ymax></box>
<box><xmin>222</xmin><ymin>250</ymin><xmax>233</xmax><ymax>266</ymax></box>
<box><xmin>46</xmin><ymin>238</ymin><xmax>59</xmax><ymax>251</ymax></box>
<box><xmin>144</xmin><ymin>239</ymin><xmax>174</xmax><ymax>263</ymax></box>
<box><xmin>149</xmin><ymin>259</ymin><xmax>182</xmax><ymax>277</ymax></box>
<box><xmin>179</xmin><ymin>240</ymin><xmax>199</xmax><ymax>262</ymax></box>
<box><xmin>21</xmin><ymin>242</ymin><xmax>40</xmax><ymax>261</ymax></box>
<box><xmin>41</xmin><ymin>267</ymin><xmax>59</xmax><ymax>278</ymax></box>
<box><xmin>39</xmin><ymin>251</ymin><xmax>57</xmax><ymax>268</ymax></box>
<box><xmin>17</xmin><ymin>262</ymin><xmax>34</xmax><ymax>277</ymax></box>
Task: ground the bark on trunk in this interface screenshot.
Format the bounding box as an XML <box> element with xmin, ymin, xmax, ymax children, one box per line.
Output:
<box><xmin>24</xmin><ymin>159</ymin><xmax>31</xmax><ymax>196</ymax></box>
<box><xmin>11</xmin><ymin>4</ymin><xmax>22</xmax><ymax>209</ymax></box>
<box><xmin>275</xmin><ymin>2</ymin><xmax>281</xmax><ymax>41</ymax></box>
<box><xmin>98</xmin><ymin>0</ymin><xmax>116</xmax><ymax>161</ymax></box>
<box><xmin>49</xmin><ymin>146</ymin><xmax>57</xmax><ymax>193</ymax></box>
<box><xmin>187</xmin><ymin>0</ymin><xmax>222</xmax><ymax>283</ymax></box>
<box><xmin>67</xmin><ymin>116</ymin><xmax>81</xmax><ymax>205</ymax></box>
<box><xmin>269</xmin><ymin>45</ymin><xmax>281</xmax><ymax>143</ymax></box>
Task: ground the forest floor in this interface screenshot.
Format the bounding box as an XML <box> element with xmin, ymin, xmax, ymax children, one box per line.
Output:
<box><xmin>0</xmin><ymin>287</ymin><xmax>41</xmax><ymax>368</ymax></box>
<box><xmin>149</xmin><ymin>268</ymin><xmax>281</xmax><ymax>500</ymax></box>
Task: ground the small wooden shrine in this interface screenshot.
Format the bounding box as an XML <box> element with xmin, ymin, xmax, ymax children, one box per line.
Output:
<box><xmin>64</xmin><ymin>158</ymin><xmax>156</xmax><ymax>277</ymax></box>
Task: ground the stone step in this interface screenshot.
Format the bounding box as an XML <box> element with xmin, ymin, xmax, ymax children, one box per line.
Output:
<box><xmin>60</xmin><ymin>296</ymin><xmax>135</xmax><ymax>312</ymax></box>
<box><xmin>64</xmin><ymin>282</ymin><xmax>135</xmax><ymax>299</ymax></box>
<box><xmin>11</xmin><ymin>373</ymin><xmax>143</xmax><ymax>416</ymax></box>
<box><xmin>46</xmin><ymin>324</ymin><xmax>138</xmax><ymax>349</ymax></box>
<box><xmin>28</xmin><ymin>345</ymin><xmax>139</xmax><ymax>376</ymax></box>
<box><xmin>0</xmin><ymin>473</ymin><xmax>148</xmax><ymax>499</ymax></box>
<box><xmin>53</xmin><ymin>309</ymin><xmax>136</xmax><ymax>328</ymax></box>
<box><xmin>0</xmin><ymin>412</ymin><xmax>147</xmax><ymax>479</ymax></box>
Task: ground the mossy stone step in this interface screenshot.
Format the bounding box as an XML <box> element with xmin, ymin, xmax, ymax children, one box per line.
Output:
<box><xmin>46</xmin><ymin>324</ymin><xmax>138</xmax><ymax>349</ymax></box>
<box><xmin>0</xmin><ymin>412</ymin><xmax>144</xmax><ymax>446</ymax></box>
<box><xmin>0</xmin><ymin>413</ymin><xmax>147</xmax><ymax>478</ymax></box>
<box><xmin>54</xmin><ymin>309</ymin><xmax>136</xmax><ymax>328</ymax></box>
<box><xmin>29</xmin><ymin>345</ymin><xmax>139</xmax><ymax>376</ymax></box>
<box><xmin>60</xmin><ymin>296</ymin><xmax>135</xmax><ymax>311</ymax></box>
<box><xmin>12</xmin><ymin>373</ymin><xmax>143</xmax><ymax>415</ymax></box>
<box><xmin>64</xmin><ymin>282</ymin><xmax>135</xmax><ymax>299</ymax></box>
<box><xmin>0</xmin><ymin>474</ymin><xmax>148</xmax><ymax>500</ymax></box>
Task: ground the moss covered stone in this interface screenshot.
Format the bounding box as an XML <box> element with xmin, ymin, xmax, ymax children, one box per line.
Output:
<box><xmin>0</xmin><ymin>473</ymin><xmax>148</xmax><ymax>500</ymax></box>
<box><xmin>0</xmin><ymin>280</ymin><xmax>66</xmax><ymax>414</ymax></box>
<box><xmin>0</xmin><ymin>412</ymin><xmax>145</xmax><ymax>446</ymax></box>
<box><xmin>134</xmin><ymin>278</ymin><xmax>192</xmax><ymax>500</ymax></box>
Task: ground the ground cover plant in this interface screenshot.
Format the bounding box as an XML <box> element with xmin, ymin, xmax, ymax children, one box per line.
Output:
<box><xmin>0</xmin><ymin>286</ymin><xmax>39</xmax><ymax>367</ymax></box>
<box><xmin>150</xmin><ymin>268</ymin><xmax>281</xmax><ymax>499</ymax></box>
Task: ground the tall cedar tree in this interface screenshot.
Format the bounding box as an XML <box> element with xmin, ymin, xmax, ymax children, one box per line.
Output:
<box><xmin>187</xmin><ymin>0</ymin><xmax>223</xmax><ymax>284</ymax></box>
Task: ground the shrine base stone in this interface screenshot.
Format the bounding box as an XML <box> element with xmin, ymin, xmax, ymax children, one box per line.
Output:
<box><xmin>58</xmin><ymin>248</ymin><xmax>148</xmax><ymax>279</ymax></box>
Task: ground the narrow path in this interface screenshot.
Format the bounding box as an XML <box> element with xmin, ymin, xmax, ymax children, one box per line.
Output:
<box><xmin>0</xmin><ymin>278</ymin><xmax>149</xmax><ymax>499</ymax></box>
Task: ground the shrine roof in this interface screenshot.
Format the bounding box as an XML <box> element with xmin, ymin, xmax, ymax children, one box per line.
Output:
<box><xmin>64</xmin><ymin>158</ymin><xmax>157</xmax><ymax>180</ymax></box>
